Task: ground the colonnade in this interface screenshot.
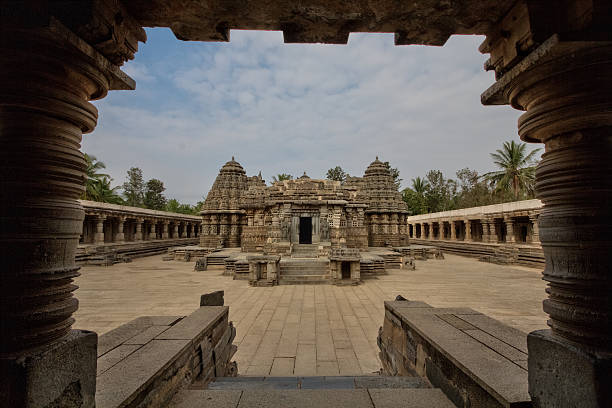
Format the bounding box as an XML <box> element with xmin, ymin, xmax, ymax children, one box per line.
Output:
<box><xmin>80</xmin><ymin>200</ymin><xmax>202</xmax><ymax>246</ymax></box>
<box><xmin>407</xmin><ymin>200</ymin><xmax>542</xmax><ymax>246</ymax></box>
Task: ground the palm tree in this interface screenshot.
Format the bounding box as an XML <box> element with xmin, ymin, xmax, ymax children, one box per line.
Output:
<box><xmin>92</xmin><ymin>177</ymin><xmax>124</xmax><ymax>204</ymax></box>
<box><xmin>411</xmin><ymin>177</ymin><xmax>429</xmax><ymax>194</ymax></box>
<box><xmin>482</xmin><ymin>141</ymin><xmax>541</xmax><ymax>200</ymax></box>
<box><xmin>272</xmin><ymin>173</ymin><xmax>293</xmax><ymax>182</ymax></box>
<box><xmin>82</xmin><ymin>153</ymin><xmax>110</xmax><ymax>201</ymax></box>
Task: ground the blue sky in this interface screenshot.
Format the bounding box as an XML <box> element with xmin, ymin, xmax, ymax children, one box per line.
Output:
<box><xmin>84</xmin><ymin>28</ymin><xmax>526</xmax><ymax>205</ymax></box>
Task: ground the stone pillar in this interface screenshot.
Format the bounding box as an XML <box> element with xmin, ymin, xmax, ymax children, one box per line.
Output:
<box><xmin>162</xmin><ymin>221</ymin><xmax>169</xmax><ymax>239</ymax></box>
<box><xmin>135</xmin><ymin>218</ymin><xmax>144</xmax><ymax>241</ymax></box>
<box><xmin>482</xmin><ymin>28</ymin><xmax>612</xmax><ymax>406</ymax></box>
<box><xmin>173</xmin><ymin>223</ymin><xmax>179</xmax><ymax>239</ymax></box>
<box><xmin>94</xmin><ymin>215</ymin><xmax>106</xmax><ymax>245</ymax></box>
<box><xmin>0</xmin><ymin>13</ymin><xmax>144</xmax><ymax>407</ymax></box>
<box><xmin>115</xmin><ymin>216</ymin><xmax>126</xmax><ymax>243</ymax></box>
<box><xmin>464</xmin><ymin>219</ymin><xmax>472</xmax><ymax>242</ymax></box>
<box><xmin>504</xmin><ymin>216</ymin><xmax>515</xmax><ymax>243</ymax></box>
<box><xmin>450</xmin><ymin>220</ymin><xmax>456</xmax><ymax>240</ymax></box>
<box><xmin>489</xmin><ymin>220</ymin><xmax>497</xmax><ymax>244</ymax></box>
<box><xmin>481</xmin><ymin>219</ymin><xmax>489</xmax><ymax>243</ymax></box>
<box><xmin>181</xmin><ymin>222</ymin><xmax>187</xmax><ymax>238</ymax></box>
<box><xmin>529</xmin><ymin>214</ymin><xmax>540</xmax><ymax>244</ymax></box>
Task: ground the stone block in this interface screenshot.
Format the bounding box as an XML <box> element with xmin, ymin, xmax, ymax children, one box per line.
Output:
<box><xmin>194</xmin><ymin>258</ymin><xmax>208</xmax><ymax>271</ymax></box>
<box><xmin>236</xmin><ymin>389</ymin><xmax>373</xmax><ymax>408</ymax></box>
<box><xmin>528</xmin><ymin>329</ymin><xmax>612</xmax><ymax>408</ymax></box>
<box><xmin>200</xmin><ymin>290</ymin><xmax>224</xmax><ymax>306</ymax></box>
<box><xmin>368</xmin><ymin>389</ymin><xmax>455</xmax><ymax>408</ymax></box>
<box><xmin>156</xmin><ymin>307</ymin><xmax>227</xmax><ymax>342</ymax></box>
<box><xmin>169</xmin><ymin>390</ymin><xmax>242</xmax><ymax>408</ymax></box>
<box><xmin>0</xmin><ymin>330</ymin><xmax>97</xmax><ymax>408</ymax></box>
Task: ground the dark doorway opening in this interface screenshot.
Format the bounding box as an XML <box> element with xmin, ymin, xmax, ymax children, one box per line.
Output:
<box><xmin>299</xmin><ymin>217</ymin><xmax>312</xmax><ymax>244</ymax></box>
<box><xmin>341</xmin><ymin>262</ymin><xmax>351</xmax><ymax>279</ymax></box>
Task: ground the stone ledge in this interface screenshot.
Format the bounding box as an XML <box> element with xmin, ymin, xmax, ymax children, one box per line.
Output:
<box><xmin>95</xmin><ymin>307</ymin><xmax>236</xmax><ymax>408</ymax></box>
<box><xmin>379</xmin><ymin>302</ymin><xmax>530</xmax><ymax>407</ymax></box>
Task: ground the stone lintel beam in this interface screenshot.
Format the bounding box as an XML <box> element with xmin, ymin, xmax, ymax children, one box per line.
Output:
<box><xmin>122</xmin><ymin>0</ymin><xmax>517</xmax><ymax>46</ymax></box>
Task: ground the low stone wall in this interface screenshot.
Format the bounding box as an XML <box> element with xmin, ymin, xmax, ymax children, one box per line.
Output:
<box><xmin>378</xmin><ymin>300</ymin><xmax>530</xmax><ymax>408</ymax></box>
<box><xmin>95</xmin><ymin>306</ymin><xmax>237</xmax><ymax>408</ymax></box>
<box><xmin>410</xmin><ymin>239</ymin><xmax>544</xmax><ymax>267</ymax></box>
<box><xmin>76</xmin><ymin>238</ymin><xmax>199</xmax><ymax>265</ymax></box>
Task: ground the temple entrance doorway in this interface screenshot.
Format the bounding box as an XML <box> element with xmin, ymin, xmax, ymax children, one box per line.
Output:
<box><xmin>299</xmin><ymin>217</ymin><xmax>312</xmax><ymax>244</ymax></box>
<box><xmin>341</xmin><ymin>262</ymin><xmax>351</xmax><ymax>280</ymax></box>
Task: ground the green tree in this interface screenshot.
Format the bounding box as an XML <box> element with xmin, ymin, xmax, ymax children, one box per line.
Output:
<box><xmin>424</xmin><ymin>170</ymin><xmax>456</xmax><ymax>213</ymax></box>
<box><xmin>143</xmin><ymin>178</ymin><xmax>167</xmax><ymax>210</ymax></box>
<box><xmin>326</xmin><ymin>166</ymin><xmax>347</xmax><ymax>182</ymax></box>
<box><xmin>82</xmin><ymin>153</ymin><xmax>110</xmax><ymax>201</ymax></box>
<box><xmin>383</xmin><ymin>161</ymin><xmax>402</xmax><ymax>190</ymax></box>
<box><xmin>122</xmin><ymin>167</ymin><xmax>144</xmax><ymax>207</ymax></box>
<box><xmin>165</xmin><ymin>198</ymin><xmax>197</xmax><ymax>215</ymax></box>
<box><xmin>272</xmin><ymin>173</ymin><xmax>293</xmax><ymax>182</ymax></box>
<box><xmin>482</xmin><ymin>141</ymin><xmax>541</xmax><ymax>200</ymax></box>
<box><xmin>91</xmin><ymin>176</ymin><xmax>124</xmax><ymax>204</ymax></box>
<box><xmin>454</xmin><ymin>168</ymin><xmax>497</xmax><ymax>209</ymax></box>
<box><xmin>402</xmin><ymin>188</ymin><xmax>428</xmax><ymax>215</ymax></box>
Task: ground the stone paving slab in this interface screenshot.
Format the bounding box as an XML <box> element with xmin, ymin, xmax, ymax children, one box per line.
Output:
<box><xmin>237</xmin><ymin>389</ymin><xmax>374</xmax><ymax>408</ymax></box>
<box><xmin>170</xmin><ymin>390</ymin><xmax>242</xmax><ymax>408</ymax></box>
<box><xmin>156</xmin><ymin>306</ymin><xmax>226</xmax><ymax>341</ymax></box>
<box><xmin>76</xmin><ymin>254</ymin><xmax>548</xmax><ymax>376</ymax></box>
<box><xmin>368</xmin><ymin>389</ymin><xmax>456</xmax><ymax>408</ymax></box>
<box><xmin>96</xmin><ymin>339</ymin><xmax>190</xmax><ymax>408</ymax></box>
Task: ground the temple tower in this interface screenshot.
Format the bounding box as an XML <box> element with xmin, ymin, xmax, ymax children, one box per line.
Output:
<box><xmin>200</xmin><ymin>158</ymin><xmax>247</xmax><ymax>248</ymax></box>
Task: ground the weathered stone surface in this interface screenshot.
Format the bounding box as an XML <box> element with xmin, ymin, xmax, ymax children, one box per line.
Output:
<box><xmin>528</xmin><ymin>330</ymin><xmax>612</xmax><ymax>408</ymax></box>
<box><xmin>0</xmin><ymin>330</ymin><xmax>97</xmax><ymax>408</ymax></box>
<box><xmin>96</xmin><ymin>339</ymin><xmax>190</xmax><ymax>408</ymax></box>
<box><xmin>122</xmin><ymin>0</ymin><xmax>516</xmax><ymax>46</ymax></box>
<box><xmin>98</xmin><ymin>316</ymin><xmax>181</xmax><ymax>357</ymax></box>
<box><xmin>97</xmin><ymin>344</ymin><xmax>141</xmax><ymax>376</ymax></box>
<box><xmin>368</xmin><ymin>389</ymin><xmax>455</xmax><ymax>408</ymax></box>
<box><xmin>169</xmin><ymin>390</ymin><xmax>242</xmax><ymax>408</ymax></box>
<box><xmin>201</xmin><ymin>290</ymin><xmax>224</xmax><ymax>306</ymax></box>
<box><xmin>236</xmin><ymin>389</ymin><xmax>374</xmax><ymax>408</ymax></box>
<box><xmin>156</xmin><ymin>307</ymin><xmax>227</xmax><ymax>341</ymax></box>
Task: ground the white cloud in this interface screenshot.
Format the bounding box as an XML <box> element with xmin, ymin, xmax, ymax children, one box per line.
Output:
<box><xmin>85</xmin><ymin>30</ymin><xmax>526</xmax><ymax>204</ymax></box>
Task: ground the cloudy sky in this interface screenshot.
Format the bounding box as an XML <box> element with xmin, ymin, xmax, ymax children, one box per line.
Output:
<box><xmin>84</xmin><ymin>28</ymin><xmax>526</xmax><ymax>205</ymax></box>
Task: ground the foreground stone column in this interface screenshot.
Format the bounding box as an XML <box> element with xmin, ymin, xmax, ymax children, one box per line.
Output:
<box><xmin>483</xmin><ymin>33</ymin><xmax>612</xmax><ymax>407</ymax></box>
<box><xmin>0</xmin><ymin>15</ymin><xmax>142</xmax><ymax>407</ymax></box>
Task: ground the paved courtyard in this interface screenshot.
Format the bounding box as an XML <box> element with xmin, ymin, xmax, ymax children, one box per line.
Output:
<box><xmin>74</xmin><ymin>254</ymin><xmax>547</xmax><ymax>376</ymax></box>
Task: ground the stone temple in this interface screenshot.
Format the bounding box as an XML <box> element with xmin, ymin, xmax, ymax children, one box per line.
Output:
<box><xmin>198</xmin><ymin>157</ymin><xmax>411</xmax><ymax>285</ymax></box>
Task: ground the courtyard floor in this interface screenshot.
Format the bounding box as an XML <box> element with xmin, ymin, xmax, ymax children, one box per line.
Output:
<box><xmin>74</xmin><ymin>254</ymin><xmax>547</xmax><ymax>376</ymax></box>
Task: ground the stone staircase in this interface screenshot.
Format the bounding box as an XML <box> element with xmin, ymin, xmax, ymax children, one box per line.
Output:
<box><xmin>279</xmin><ymin>258</ymin><xmax>330</xmax><ymax>284</ymax></box>
<box><xmin>291</xmin><ymin>243</ymin><xmax>319</xmax><ymax>258</ymax></box>
<box><xmin>170</xmin><ymin>376</ymin><xmax>455</xmax><ymax>407</ymax></box>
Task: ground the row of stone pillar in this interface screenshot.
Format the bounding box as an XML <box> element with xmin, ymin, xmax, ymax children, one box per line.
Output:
<box><xmin>409</xmin><ymin>213</ymin><xmax>540</xmax><ymax>245</ymax></box>
<box><xmin>86</xmin><ymin>214</ymin><xmax>201</xmax><ymax>245</ymax></box>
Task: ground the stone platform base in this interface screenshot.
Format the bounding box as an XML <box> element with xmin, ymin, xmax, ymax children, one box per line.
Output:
<box><xmin>0</xmin><ymin>330</ymin><xmax>97</xmax><ymax>408</ymax></box>
<box><xmin>96</xmin><ymin>307</ymin><xmax>237</xmax><ymax>408</ymax></box>
<box><xmin>528</xmin><ymin>330</ymin><xmax>612</xmax><ymax>408</ymax></box>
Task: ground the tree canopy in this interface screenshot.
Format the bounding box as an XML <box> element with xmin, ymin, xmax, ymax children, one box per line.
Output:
<box><xmin>122</xmin><ymin>167</ymin><xmax>144</xmax><ymax>207</ymax></box>
<box><xmin>272</xmin><ymin>173</ymin><xmax>293</xmax><ymax>182</ymax></box>
<box><xmin>326</xmin><ymin>166</ymin><xmax>347</xmax><ymax>182</ymax></box>
<box><xmin>143</xmin><ymin>178</ymin><xmax>167</xmax><ymax>210</ymax></box>
<box><xmin>482</xmin><ymin>141</ymin><xmax>541</xmax><ymax>200</ymax></box>
<box><xmin>81</xmin><ymin>154</ymin><xmax>123</xmax><ymax>204</ymax></box>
